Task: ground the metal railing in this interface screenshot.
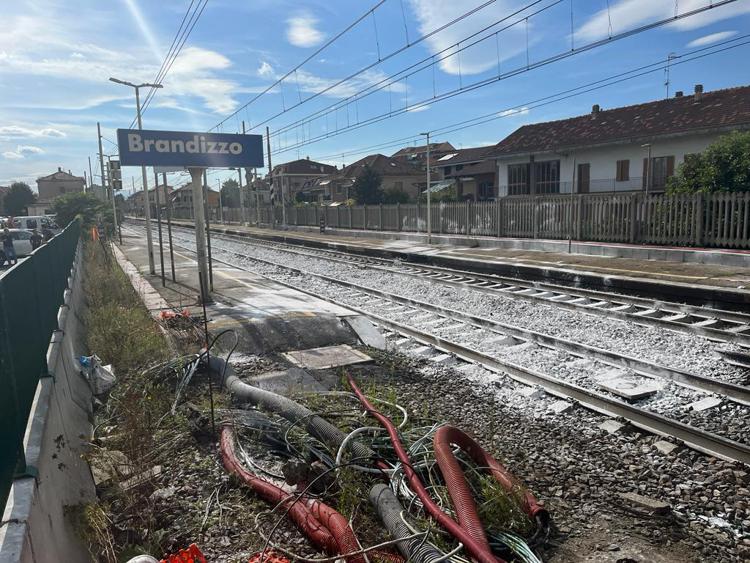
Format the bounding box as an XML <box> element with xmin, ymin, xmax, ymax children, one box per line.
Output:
<box><xmin>164</xmin><ymin>191</ymin><xmax>750</xmax><ymax>248</ymax></box>
<box><xmin>0</xmin><ymin>219</ymin><xmax>81</xmax><ymax>510</ymax></box>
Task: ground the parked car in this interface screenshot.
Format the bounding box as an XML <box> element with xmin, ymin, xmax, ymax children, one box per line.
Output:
<box><xmin>4</xmin><ymin>229</ymin><xmax>35</xmax><ymax>257</ymax></box>
<box><xmin>13</xmin><ymin>215</ymin><xmax>60</xmax><ymax>233</ymax></box>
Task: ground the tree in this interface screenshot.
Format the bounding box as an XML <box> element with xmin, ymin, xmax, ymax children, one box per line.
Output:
<box><xmin>220</xmin><ymin>178</ymin><xmax>240</xmax><ymax>208</ymax></box>
<box><xmin>3</xmin><ymin>182</ymin><xmax>36</xmax><ymax>215</ymax></box>
<box><xmin>668</xmin><ymin>131</ymin><xmax>750</xmax><ymax>194</ymax></box>
<box><xmin>352</xmin><ymin>165</ymin><xmax>383</xmax><ymax>204</ymax></box>
<box><xmin>52</xmin><ymin>192</ymin><xmax>110</xmax><ymax>229</ymax></box>
<box><xmin>382</xmin><ymin>186</ymin><xmax>410</xmax><ymax>204</ymax></box>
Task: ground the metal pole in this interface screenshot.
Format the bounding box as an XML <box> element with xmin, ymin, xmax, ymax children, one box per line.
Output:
<box><xmin>87</xmin><ymin>156</ymin><xmax>93</xmax><ymax>193</ymax></box>
<box><xmin>203</xmin><ymin>170</ymin><xmax>214</xmax><ymax>291</ymax></box>
<box><xmin>239</xmin><ymin>121</ymin><xmax>247</xmax><ymax>226</ymax></box>
<box><xmin>217</xmin><ymin>179</ymin><xmax>224</xmax><ymax>223</ymax></box>
<box><xmin>163</xmin><ymin>172</ymin><xmax>176</xmax><ymax>282</ymax></box>
<box><xmin>153</xmin><ymin>169</ymin><xmax>165</xmax><ymax>287</ymax></box>
<box><xmin>134</xmin><ymin>87</ymin><xmax>155</xmax><ymax>274</ymax></box>
<box><xmin>254</xmin><ymin>168</ymin><xmax>260</xmax><ymax>226</ymax></box>
<box><xmin>426</xmin><ymin>133</ymin><xmax>432</xmax><ymax>244</ymax></box>
<box><xmin>190</xmin><ymin>167</ymin><xmax>210</xmax><ymax>302</ymax></box>
<box><xmin>97</xmin><ymin>123</ymin><xmax>119</xmax><ymax>240</ymax></box>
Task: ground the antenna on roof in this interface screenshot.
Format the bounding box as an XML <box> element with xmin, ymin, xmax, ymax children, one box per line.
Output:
<box><xmin>664</xmin><ymin>52</ymin><xmax>677</xmax><ymax>99</ymax></box>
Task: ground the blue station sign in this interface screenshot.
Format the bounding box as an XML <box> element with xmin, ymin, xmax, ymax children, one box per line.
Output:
<box><xmin>116</xmin><ymin>128</ymin><xmax>264</xmax><ymax>168</ymax></box>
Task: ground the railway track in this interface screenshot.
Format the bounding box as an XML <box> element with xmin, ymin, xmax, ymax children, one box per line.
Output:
<box><xmin>147</xmin><ymin>225</ymin><xmax>750</xmax><ymax>465</ymax></box>
<box><xmin>167</xmin><ymin>223</ymin><xmax>750</xmax><ymax>348</ymax></box>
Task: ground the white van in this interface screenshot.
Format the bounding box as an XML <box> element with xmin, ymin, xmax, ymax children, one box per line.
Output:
<box><xmin>13</xmin><ymin>216</ymin><xmax>59</xmax><ymax>232</ymax></box>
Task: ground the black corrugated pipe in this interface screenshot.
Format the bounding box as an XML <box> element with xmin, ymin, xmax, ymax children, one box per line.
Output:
<box><xmin>203</xmin><ymin>354</ymin><xmax>375</xmax><ymax>460</ymax></box>
<box><xmin>370</xmin><ymin>484</ymin><xmax>456</xmax><ymax>563</ymax></box>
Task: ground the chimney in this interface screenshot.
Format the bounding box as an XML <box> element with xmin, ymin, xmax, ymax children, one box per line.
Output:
<box><xmin>58</xmin><ymin>166</ymin><xmax>62</xmax><ymax>172</ymax></box>
<box><xmin>694</xmin><ymin>84</ymin><xmax>703</xmax><ymax>101</ymax></box>
<box><xmin>675</xmin><ymin>91</ymin><xmax>683</xmax><ymax>98</ymax></box>
<box><xmin>306</xmin><ymin>155</ymin><xmax>310</xmax><ymax>160</ymax></box>
<box><xmin>591</xmin><ymin>104</ymin><xmax>601</xmax><ymax>118</ymax></box>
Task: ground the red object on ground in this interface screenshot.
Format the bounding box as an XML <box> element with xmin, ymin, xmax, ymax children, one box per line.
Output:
<box><xmin>160</xmin><ymin>543</ymin><xmax>206</xmax><ymax>563</ymax></box>
<box><xmin>247</xmin><ymin>550</ymin><xmax>291</xmax><ymax>563</ymax></box>
<box><xmin>348</xmin><ymin>374</ymin><xmax>503</xmax><ymax>563</ymax></box>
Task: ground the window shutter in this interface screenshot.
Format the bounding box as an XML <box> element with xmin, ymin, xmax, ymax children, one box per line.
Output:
<box><xmin>642</xmin><ymin>158</ymin><xmax>648</xmax><ymax>189</ymax></box>
<box><xmin>622</xmin><ymin>159</ymin><xmax>629</xmax><ymax>181</ymax></box>
<box><xmin>666</xmin><ymin>155</ymin><xmax>675</xmax><ymax>178</ymax></box>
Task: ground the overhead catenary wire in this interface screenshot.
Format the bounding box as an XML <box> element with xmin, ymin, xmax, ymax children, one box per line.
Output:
<box><xmin>272</xmin><ymin>3</ymin><xmax>744</xmax><ymax>156</ymax></box>
<box><xmin>211</xmin><ymin>0</ymin><xmax>509</xmax><ymax>132</ymax></box>
<box><xmin>260</xmin><ymin>34</ymin><xmax>750</xmax><ymax>166</ymax></box>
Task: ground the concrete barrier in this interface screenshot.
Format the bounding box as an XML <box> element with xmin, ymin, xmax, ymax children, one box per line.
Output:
<box><xmin>0</xmin><ymin>244</ymin><xmax>97</xmax><ymax>563</ymax></box>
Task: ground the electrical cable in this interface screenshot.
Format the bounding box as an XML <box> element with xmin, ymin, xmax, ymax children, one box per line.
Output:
<box><xmin>297</xmin><ymin>33</ymin><xmax>750</xmax><ymax>163</ymax></box>
<box><xmin>270</xmin><ymin>0</ymin><xmax>741</xmax><ymax>155</ymax></box>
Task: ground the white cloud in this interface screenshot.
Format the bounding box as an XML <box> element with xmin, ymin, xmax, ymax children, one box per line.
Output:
<box><xmin>576</xmin><ymin>0</ymin><xmax>750</xmax><ymax>42</ymax></box>
<box><xmin>0</xmin><ymin>126</ymin><xmax>66</xmax><ymax>139</ymax></box>
<box><xmin>498</xmin><ymin>106</ymin><xmax>529</xmax><ymax>117</ymax></box>
<box><xmin>408</xmin><ymin>0</ymin><xmax>527</xmax><ymax>76</ymax></box>
<box><xmin>2</xmin><ymin>145</ymin><xmax>45</xmax><ymax>160</ymax></box>
<box><xmin>257</xmin><ymin>61</ymin><xmax>274</xmax><ymax>77</ymax></box>
<box><xmin>286</xmin><ymin>13</ymin><xmax>326</xmax><ymax>48</ymax></box>
<box><xmin>687</xmin><ymin>30</ymin><xmax>737</xmax><ymax>47</ymax></box>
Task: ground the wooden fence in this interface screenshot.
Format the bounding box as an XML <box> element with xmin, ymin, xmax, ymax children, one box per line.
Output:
<box><xmin>175</xmin><ymin>191</ymin><xmax>750</xmax><ymax>249</ymax></box>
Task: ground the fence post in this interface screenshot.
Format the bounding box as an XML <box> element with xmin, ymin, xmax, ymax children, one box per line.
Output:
<box><xmin>575</xmin><ymin>196</ymin><xmax>583</xmax><ymax>240</ymax></box>
<box><xmin>379</xmin><ymin>204</ymin><xmax>383</xmax><ymax>231</ymax></box>
<box><xmin>416</xmin><ymin>201</ymin><xmax>421</xmax><ymax>233</ymax></box>
<box><xmin>396</xmin><ymin>203</ymin><xmax>401</xmax><ymax>231</ymax></box>
<box><xmin>532</xmin><ymin>196</ymin><xmax>539</xmax><ymax>239</ymax></box>
<box><xmin>629</xmin><ymin>193</ymin><xmax>638</xmax><ymax>243</ymax></box>
<box><xmin>695</xmin><ymin>192</ymin><xmax>704</xmax><ymax>247</ymax></box>
<box><xmin>466</xmin><ymin>201</ymin><xmax>471</xmax><ymax>235</ymax></box>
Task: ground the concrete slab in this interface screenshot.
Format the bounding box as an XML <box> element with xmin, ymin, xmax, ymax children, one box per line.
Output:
<box><xmin>283</xmin><ymin>344</ymin><xmax>372</xmax><ymax>370</ymax></box>
<box><xmin>248</xmin><ymin>367</ymin><xmax>330</xmax><ymax>394</ymax></box>
<box><xmin>654</xmin><ymin>440</ymin><xmax>679</xmax><ymax>455</ymax></box>
<box><xmin>599</xmin><ymin>420</ymin><xmax>626</xmax><ymax>434</ymax></box>
<box><xmin>618</xmin><ymin>492</ymin><xmax>671</xmax><ymax>514</ymax></box>
<box><xmin>548</xmin><ymin>399</ymin><xmax>574</xmax><ymax>414</ymax></box>
<box><xmin>597</xmin><ymin>376</ymin><xmax>661</xmax><ymax>401</ymax></box>
<box><xmin>519</xmin><ymin>386</ymin><xmax>545</xmax><ymax>400</ymax></box>
<box><xmin>344</xmin><ymin>316</ymin><xmax>386</xmax><ymax>350</ymax></box>
<box><xmin>118</xmin><ymin>226</ymin><xmax>360</xmax><ymax>354</ymax></box>
<box><xmin>687</xmin><ymin>396</ymin><xmax>722</xmax><ymax>411</ymax></box>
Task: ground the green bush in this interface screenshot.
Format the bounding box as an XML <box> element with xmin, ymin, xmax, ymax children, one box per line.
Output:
<box><xmin>668</xmin><ymin>131</ymin><xmax>750</xmax><ymax>194</ymax></box>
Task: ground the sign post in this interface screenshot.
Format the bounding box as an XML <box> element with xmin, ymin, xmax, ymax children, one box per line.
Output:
<box><xmin>117</xmin><ymin>128</ymin><xmax>264</xmax><ymax>304</ymax></box>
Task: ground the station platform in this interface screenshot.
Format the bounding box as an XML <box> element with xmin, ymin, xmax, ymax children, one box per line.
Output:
<box><xmin>149</xmin><ymin>218</ymin><xmax>750</xmax><ymax>311</ymax></box>
<box><xmin>116</xmin><ymin>227</ymin><xmax>374</xmax><ymax>354</ymax></box>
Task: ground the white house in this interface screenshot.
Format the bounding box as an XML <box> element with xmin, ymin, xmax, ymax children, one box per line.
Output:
<box><xmin>491</xmin><ymin>84</ymin><xmax>750</xmax><ymax>196</ymax></box>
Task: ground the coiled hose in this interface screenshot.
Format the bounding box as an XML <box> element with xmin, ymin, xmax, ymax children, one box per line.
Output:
<box><xmin>348</xmin><ymin>375</ymin><xmax>502</xmax><ymax>563</ymax></box>
<box><xmin>370</xmin><ymin>484</ymin><xmax>455</xmax><ymax>563</ymax></box>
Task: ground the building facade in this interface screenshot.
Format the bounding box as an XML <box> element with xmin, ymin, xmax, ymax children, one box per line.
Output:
<box><xmin>268</xmin><ymin>158</ymin><xmax>337</xmax><ymax>203</ymax></box>
<box><xmin>127</xmin><ymin>184</ymin><xmax>173</xmax><ymax>216</ymax></box>
<box><xmin>170</xmin><ymin>185</ymin><xmax>220</xmax><ymax>215</ymax></box>
<box><xmin>391</xmin><ymin>142</ymin><xmax>456</xmax><ymax>167</ymax></box>
<box><xmin>31</xmin><ymin>168</ymin><xmax>86</xmax><ymax>213</ymax></box>
<box><xmin>491</xmin><ymin>84</ymin><xmax>750</xmax><ymax>196</ymax></box>
<box><xmin>435</xmin><ymin>147</ymin><xmax>496</xmax><ymax>201</ymax></box>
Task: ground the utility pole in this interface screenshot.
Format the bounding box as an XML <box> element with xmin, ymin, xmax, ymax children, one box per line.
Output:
<box><xmin>203</xmin><ymin>170</ymin><xmax>214</xmax><ymax>291</ymax></box>
<box><xmin>153</xmin><ymin>170</ymin><xmax>166</xmax><ymax>287</ymax></box>
<box><xmin>190</xmin><ymin>167</ymin><xmax>211</xmax><ymax>302</ymax></box>
<box><xmin>266</xmin><ymin>126</ymin><xmax>282</xmax><ymax>227</ymax></box>
<box><xmin>163</xmin><ymin>172</ymin><xmax>176</xmax><ymax>282</ymax></box>
<box><xmin>97</xmin><ymin>122</ymin><xmax>106</xmax><ymax>198</ymax></box>
<box><xmin>421</xmin><ymin>132</ymin><xmax>432</xmax><ymax>244</ymax></box>
<box><xmin>239</xmin><ymin>121</ymin><xmax>247</xmax><ymax>225</ymax></box>
<box><xmin>106</xmin><ymin>156</ymin><xmax>121</xmax><ymax>244</ymax></box>
<box><xmin>109</xmin><ymin>77</ymin><xmax>162</xmax><ymax>274</ymax></box>
<box><xmin>87</xmin><ymin>156</ymin><xmax>94</xmax><ymax>192</ymax></box>
<box><xmin>254</xmin><ymin>168</ymin><xmax>260</xmax><ymax>226</ymax></box>
<box><xmin>217</xmin><ymin>179</ymin><xmax>224</xmax><ymax>223</ymax></box>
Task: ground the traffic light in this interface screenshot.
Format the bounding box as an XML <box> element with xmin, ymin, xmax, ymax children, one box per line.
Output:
<box><xmin>109</xmin><ymin>160</ymin><xmax>122</xmax><ymax>190</ymax></box>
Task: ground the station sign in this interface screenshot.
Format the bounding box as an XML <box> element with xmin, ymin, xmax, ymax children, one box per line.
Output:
<box><xmin>116</xmin><ymin>128</ymin><xmax>264</xmax><ymax>168</ymax></box>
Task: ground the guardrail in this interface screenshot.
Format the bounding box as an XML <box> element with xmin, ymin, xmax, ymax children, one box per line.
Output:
<box><xmin>0</xmin><ymin>219</ymin><xmax>81</xmax><ymax>512</ymax></box>
<box><xmin>165</xmin><ymin>191</ymin><xmax>750</xmax><ymax>249</ymax></box>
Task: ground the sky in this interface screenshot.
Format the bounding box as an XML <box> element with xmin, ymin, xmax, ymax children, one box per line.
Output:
<box><xmin>1</xmin><ymin>0</ymin><xmax>750</xmax><ymax>196</ymax></box>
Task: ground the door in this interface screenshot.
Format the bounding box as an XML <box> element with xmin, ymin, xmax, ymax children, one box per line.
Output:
<box><xmin>577</xmin><ymin>163</ymin><xmax>590</xmax><ymax>193</ymax></box>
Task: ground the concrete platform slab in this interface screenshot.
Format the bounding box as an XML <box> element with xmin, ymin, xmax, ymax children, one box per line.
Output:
<box><xmin>117</xmin><ymin>227</ymin><xmax>373</xmax><ymax>354</ymax></box>
<box><xmin>283</xmin><ymin>344</ymin><xmax>372</xmax><ymax>370</ymax></box>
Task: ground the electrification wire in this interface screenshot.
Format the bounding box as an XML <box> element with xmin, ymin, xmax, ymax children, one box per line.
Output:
<box><xmin>272</xmin><ymin>0</ymin><xmax>740</xmax><ymax>156</ymax></box>
<box><xmin>306</xmin><ymin>34</ymin><xmax>750</xmax><ymax>163</ymax></box>
<box><xmin>260</xmin><ymin>0</ymin><xmax>556</xmax><ymax>137</ymax></box>
<box><xmin>210</xmin><ymin>0</ymin><xmax>507</xmax><ymax>132</ymax></box>
<box><xmin>134</xmin><ymin>0</ymin><xmax>198</xmax><ymax>125</ymax></box>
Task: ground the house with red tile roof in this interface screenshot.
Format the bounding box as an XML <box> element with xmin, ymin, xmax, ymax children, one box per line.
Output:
<box><xmin>489</xmin><ymin>84</ymin><xmax>750</xmax><ymax>196</ymax></box>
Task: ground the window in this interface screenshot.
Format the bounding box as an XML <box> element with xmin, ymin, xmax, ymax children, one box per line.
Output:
<box><xmin>394</xmin><ymin>181</ymin><xmax>403</xmax><ymax>191</ymax></box>
<box><xmin>534</xmin><ymin>160</ymin><xmax>560</xmax><ymax>194</ymax></box>
<box><xmin>507</xmin><ymin>163</ymin><xmax>530</xmax><ymax>195</ymax></box>
<box><xmin>444</xmin><ymin>166</ymin><xmax>451</xmax><ymax>175</ymax></box>
<box><xmin>616</xmin><ymin>159</ymin><xmax>630</xmax><ymax>181</ymax></box>
<box><xmin>643</xmin><ymin>156</ymin><xmax>675</xmax><ymax>189</ymax></box>
<box><xmin>58</xmin><ymin>186</ymin><xmax>65</xmax><ymax>194</ymax></box>
<box><xmin>478</xmin><ymin>181</ymin><xmax>494</xmax><ymax>200</ymax></box>
<box><xmin>455</xmin><ymin>164</ymin><xmax>464</xmax><ymax>171</ymax></box>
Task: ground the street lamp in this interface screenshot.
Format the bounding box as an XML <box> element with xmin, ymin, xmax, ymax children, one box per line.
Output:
<box><xmin>109</xmin><ymin>77</ymin><xmax>163</xmax><ymax>274</ymax></box>
<box><xmin>420</xmin><ymin>132</ymin><xmax>432</xmax><ymax>244</ymax></box>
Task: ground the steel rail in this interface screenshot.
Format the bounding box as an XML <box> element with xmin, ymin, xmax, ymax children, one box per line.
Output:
<box><xmin>157</xmin><ymin>228</ymin><xmax>750</xmax><ymax>465</ymax></box>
